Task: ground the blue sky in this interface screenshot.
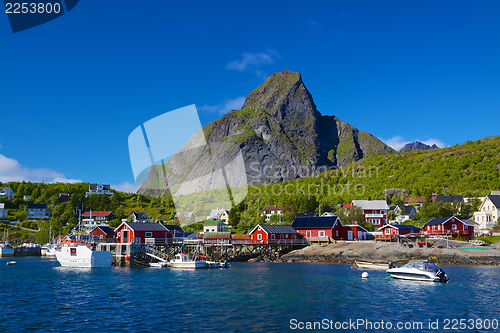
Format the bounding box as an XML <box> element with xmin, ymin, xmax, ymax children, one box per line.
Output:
<box><xmin>0</xmin><ymin>0</ymin><xmax>499</xmax><ymax>192</ymax></box>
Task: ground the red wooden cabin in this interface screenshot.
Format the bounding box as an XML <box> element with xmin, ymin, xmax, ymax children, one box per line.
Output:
<box><xmin>422</xmin><ymin>216</ymin><xmax>473</xmax><ymax>238</ymax></box>
<box><xmin>114</xmin><ymin>222</ymin><xmax>171</xmax><ymax>244</ymax></box>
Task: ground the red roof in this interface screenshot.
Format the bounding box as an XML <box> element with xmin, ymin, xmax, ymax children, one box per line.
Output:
<box><xmin>82</xmin><ymin>211</ymin><xmax>113</xmax><ymax>217</ymax></box>
<box><xmin>343</xmin><ymin>203</ymin><xmax>352</xmax><ymax>208</ymax></box>
<box><xmin>263</xmin><ymin>205</ymin><xmax>282</xmax><ymax>211</ymax></box>
<box><xmin>404</xmin><ymin>197</ymin><xmax>426</xmax><ymax>203</ymax></box>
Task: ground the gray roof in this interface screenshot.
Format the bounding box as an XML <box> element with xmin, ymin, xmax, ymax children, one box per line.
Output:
<box><xmin>381</xmin><ymin>224</ymin><xmax>420</xmax><ymax>230</ymax></box>
<box><xmin>28</xmin><ymin>203</ymin><xmax>47</xmax><ymax>209</ymax></box>
<box><xmin>295</xmin><ymin>212</ymin><xmax>318</xmax><ymax>218</ymax></box>
<box><xmin>124</xmin><ymin>222</ymin><xmax>168</xmax><ymax>231</ymax></box>
<box><xmin>423</xmin><ymin>216</ymin><xmax>464</xmax><ymax>227</ymax></box>
<box><xmin>403</xmin><ymin>206</ymin><xmax>415</xmax><ymax>215</ymax></box>
<box><xmin>92</xmin><ymin>226</ymin><xmax>116</xmax><ymax>235</ymax></box>
<box><xmin>434</xmin><ymin>195</ymin><xmax>463</xmax><ymax>203</ymax></box>
<box><xmin>257</xmin><ymin>224</ymin><xmax>299</xmax><ymax>234</ymax></box>
<box><xmin>164</xmin><ymin>225</ymin><xmax>184</xmax><ymax>233</ymax></box>
<box><xmin>352</xmin><ymin>200</ymin><xmax>389</xmax><ymax>210</ymax></box>
<box><xmin>486</xmin><ymin>195</ymin><xmax>500</xmax><ymax>208</ymax></box>
<box><xmin>292</xmin><ymin>216</ymin><xmax>339</xmax><ymax>229</ymax></box>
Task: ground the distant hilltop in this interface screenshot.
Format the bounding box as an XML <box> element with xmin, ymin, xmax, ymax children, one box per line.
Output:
<box><xmin>399</xmin><ymin>141</ymin><xmax>438</xmax><ymax>152</ymax></box>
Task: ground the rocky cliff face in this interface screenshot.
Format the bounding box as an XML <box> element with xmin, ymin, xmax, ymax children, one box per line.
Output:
<box><xmin>139</xmin><ymin>70</ymin><xmax>395</xmax><ymax>195</ymax></box>
<box><xmin>399</xmin><ymin>141</ymin><xmax>438</xmax><ymax>152</ymax></box>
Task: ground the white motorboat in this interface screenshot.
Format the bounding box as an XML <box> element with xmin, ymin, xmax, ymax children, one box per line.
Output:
<box><xmin>55</xmin><ymin>242</ymin><xmax>113</xmax><ymax>268</ymax></box>
<box><xmin>0</xmin><ymin>243</ymin><xmax>15</xmax><ymax>257</ymax></box>
<box><xmin>168</xmin><ymin>253</ymin><xmax>206</xmax><ymax>269</ymax></box>
<box><xmin>149</xmin><ymin>261</ymin><xmax>168</xmax><ymax>268</ymax></box>
<box><xmin>386</xmin><ymin>260</ymin><xmax>449</xmax><ymax>283</ymax></box>
<box><xmin>355</xmin><ymin>261</ymin><xmax>388</xmax><ymax>270</ymax></box>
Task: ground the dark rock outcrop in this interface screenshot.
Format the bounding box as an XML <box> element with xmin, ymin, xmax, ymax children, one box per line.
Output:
<box><xmin>399</xmin><ymin>141</ymin><xmax>439</xmax><ymax>152</ymax></box>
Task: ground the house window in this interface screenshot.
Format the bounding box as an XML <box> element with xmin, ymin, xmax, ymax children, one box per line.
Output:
<box><xmin>285</xmin><ymin>234</ymin><xmax>288</xmax><ymax>238</ymax></box>
<box><xmin>465</xmin><ymin>225</ymin><xmax>468</xmax><ymax>229</ymax></box>
<box><xmin>145</xmin><ymin>232</ymin><xmax>152</xmax><ymax>237</ymax></box>
<box><xmin>271</xmin><ymin>234</ymin><xmax>275</xmax><ymax>240</ymax></box>
<box><xmin>257</xmin><ymin>234</ymin><xmax>262</xmax><ymax>240</ymax></box>
<box><xmin>319</xmin><ymin>231</ymin><xmax>325</xmax><ymax>237</ymax></box>
<box><xmin>385</xmin><ymin>229</ymin><xmax>390</xmax><ymax>234</ymax></box>
<box><xmin>452</xmin><ymin>224</ymin><xmax>457</xmax><ymax>230</ymax></box>
<box><xmin>336</xmin><ymin>230</ymin><xmax>338</xmax><ymax>237</ymax></box>
<box><xmin>381</xmin><ymin>210</ymin><xmax>385</xmax><ymax>214</ymax></box>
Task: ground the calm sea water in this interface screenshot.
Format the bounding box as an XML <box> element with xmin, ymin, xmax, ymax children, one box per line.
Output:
<box><xmin>1</xmin><ymin>257</ymin><xmax>499</xmax><ymax>332</ymax></box>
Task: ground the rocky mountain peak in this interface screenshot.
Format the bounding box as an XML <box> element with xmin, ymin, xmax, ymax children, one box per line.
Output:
<box><xmin>241</xmin><ymin>70</ymin><xmax>318</xmax><ymax>122</ymax></box>
<box><xmin>399</xmin><ymin>141</ymin><xmax>439</xmax><ymax>152</ymax></box>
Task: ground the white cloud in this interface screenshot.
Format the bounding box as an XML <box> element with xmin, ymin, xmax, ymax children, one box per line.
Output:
<box><xmin>382</xmin><ymin>136</ymin><xmax>446</xmax><ymax>152</ymax></box>
<box><xmin>0</xmin><ymin>154</ymin><xmax>81</xmax><ymax>183</ymax></box>
<box><xmin>226</xmin><ymin>50</ymin><xmax>279</xmax><ymax>72</ymax></box>
<box><xmin>111</xmin><ymin>181</ymin><xmax>140</xmax><ymax>193</ymax></box>
<box><xmin>198</xmin><ymin>96</ymin><xmax>246</xmax><ymax>115</ymax></box>
<box><xmin>421</xmin><ymin>138</ymin><xmax>446</xmax><ymax>148</ymax></box>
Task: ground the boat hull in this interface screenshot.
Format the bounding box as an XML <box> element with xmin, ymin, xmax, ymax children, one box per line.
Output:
<box><xmin>387</xmin><ymin>270</ymin><xmax>440</xmax><ymax>282</ymax></box>
<box><xmin>56</xmin><ymin>245</ymin><xmax>113</xmax><ymax>268</ymax></box>
<box><xmin>168</xmin><ymin>261</ymin><xmax>206</xmax><ymax>269</ymax></box>
<box><xmin>355</xmin><ymin>261</ymin><xmax>388</xmax><ymax>270</ymax></box>
<box><xmin>0</xmin><ymin>247</ymin><xmax>15</xmax><ymax>257</ymax></box>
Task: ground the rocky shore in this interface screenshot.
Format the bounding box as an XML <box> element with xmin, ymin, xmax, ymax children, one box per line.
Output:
<box><xmin>247</xmin><ymin>241</ymin><xmax>500</xmax><ymax>266</ymax></box>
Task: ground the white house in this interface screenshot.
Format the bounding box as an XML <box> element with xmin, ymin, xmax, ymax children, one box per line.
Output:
<box><xmin>122</xmin><ymin>211</ymin><xmax>151</xmax><ymax>223</ymax></box>
<box><xmin>473</xmin><ymin>195</ymin><xmax>500</xmax><ymax>230</ymax></box>
<box><xmin>203</xmin><ymin>219</ymin><xmax>227</xmax><ymax>233</ymax></box>
<box><xmin>262</xmin><ymin>205</ymin><xmax>282</xmax><ymax>222</ymax></box>
<box><xmin>27</xmin><ymin>203</ymin><xmax>50</xmax><ymax>219</ymax></box>
<box><xmin>86</xmin><ymin>184</ymin><xmax>114</xmax><ymax>197</ymax></box>
<box><xmin>207</xmin><ymin>208</ymin><xmax>230</xmax><ymax>224</ymax></box>
<box><xmin>352</xmin><ymin>200</ymin><xmax>389</xmax><ymax>227</ymax></box>
<box><xmin>0</xmin><ymin>203</ymin><xmax>8</xmax><ymax>218</ymax></box>
<box><xmin>0</xmin><ymin>187</ymin><xmax>14</xmax><ymax>199</ymax></box>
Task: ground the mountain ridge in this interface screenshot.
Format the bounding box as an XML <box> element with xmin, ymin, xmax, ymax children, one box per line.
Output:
<box><xmin>138</xmin><ymin>70</ymin><xmax>395</xmax><ymax>195</ymax></box>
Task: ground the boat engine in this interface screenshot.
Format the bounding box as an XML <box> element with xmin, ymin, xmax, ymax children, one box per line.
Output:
<box><xmin>388</xmin><ymin>262</ymin><xmax>396</xmax><ymax>269</ymax></box>
<box><xmin>436</xmin><ymin>269</ymin><xmax>449</xmax><ymax>283</ymax></box>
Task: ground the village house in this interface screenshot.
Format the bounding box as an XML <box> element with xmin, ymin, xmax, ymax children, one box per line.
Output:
<box><xmin>292</xmin><ymin>214</ymin><xmax>368</xmax><ymax>241</ymax></box>
<box><xmin>114</xmin><ymin>221</ymin><xmax>170</xmax><ymax>243</ymax></box>
<box><xmin>249</xmin><ymin>224</ymin><xmax>301</xmax><ymax>244</ymax></box>
<box><xmin>86</xmin><ymin>184</ymin><xmax>114</xmax><ymax>197</ymax></box>
<box><xmin>262</xmin><ymin>205</ymin><xmax>282</xmax><ymax>222</ymax></box>
<box><xmin>404</xmin><ymin>197</ymin><xmax>426</xmax><ymax>207</ymax></box>
<box><xmin>207</xmin><ymin>208</ymin><xmax>230</xmax><ymax>224</ymax></box>
<box><xmin>82</xmin><ymin>211</ymin><xmax>115</xmax><ymax>234</ymax></box>
<box><xmin>377</xmin><ymin>224</ymin><xmax>421</xmax><ymax>240</ymax></box>
<box><xmin>57</xmin><ymin>193</ymin><xmax>71</xmax><ymax>202</ymax></box>
<box><xmin>394</xmin><ymin>205</ymin><xmax>417</xmax><ymax>223</ymax></box>
<box><xmin>23</xmin><ymin>195</ymin><xmax>32</xmax><ymax>200</ymax></box>
<box><xmin>422</xmin><ymin>216</ymin><xmax>474</xmax><ymax>238</ymax></box>
<box><xmin>203</xmin><ymin>219</ymin><xmax>227</xmax><ymax>233</ymax></box>
<box><xmin>89</xmin><ymin>226</ymin><xmax>116</xmax><ymax>241</ymax></box>
<box><xmin>0</xmin><ymin>203</ymin><xmax>8</xmax><ymax>218</ymax></box>
<box><xmin>164</xmin><ymin>225</ymin><xmax>186</xmax><ymax>238</ymax></box>
<box><xmin>27</xmin><ymin>203</ymin><xmax>50</xmax><ymax>219</ymax></box>
<box><xmin>122</xmin><ymin>211</ymin><xmax>151</xmax><ymax>223</ymax></box>
<box><xmin>83</xmin><ymin>211</ymin><xmax>115</xmax><ymax>224</ymax></box>
<box><xmin>352</xmin><ymin>200</ymin><xmax>389</xmax><ymax>227</ymax></box>
<box><xmin>473</xmin><ymin>195</ymin><xmax>500</xmax><ymax>230</ymax></box>
<box><xmin>0</xmin><ymin>187</ymin><xmax>14</xmax><ymax>199</ymax></box>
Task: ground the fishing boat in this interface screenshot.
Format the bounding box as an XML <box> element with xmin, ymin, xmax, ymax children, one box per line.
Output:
<box><xmin>0</xmin><ymin>229</ymin><xmax>15</xmax><ymax>257</ymax></box>
<box><xmin>386</xmin><ymin>260</ymin><xmax>449</xmax><ymax>283</ymax></box>
<box><xmin>355</xmin><ymin>261</ymin><xmax>388</xmax><ymax>270</ymax></box>
<box><xmin>168</xmin><ymin>253</ymin><xmax>206</xmax><ymax>269</ymax></box>
<box><xmin>56</xmin><ymin>241</ymin><xmax>113</xmax><ymax>268</ymax></box>
<box><xmin>0</xmin><ymin>243</ymin><xmax>15</xmax><ymax>257</ymax></box>
<box><xmin>55</xmin><ymin>207</ymin><xmax>113</xmax><ymax>268</ymax></box>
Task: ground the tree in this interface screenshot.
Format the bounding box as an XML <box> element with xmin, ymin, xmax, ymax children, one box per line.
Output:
<box><xmin>388</xmin><ymin>210</ymin><xmax>397</xmax><ymax>222</ymax></box>
<box><xmin>228</xmin><ymin>209</ymin><xmax>240</xmax><ymax>228</ymax></box>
